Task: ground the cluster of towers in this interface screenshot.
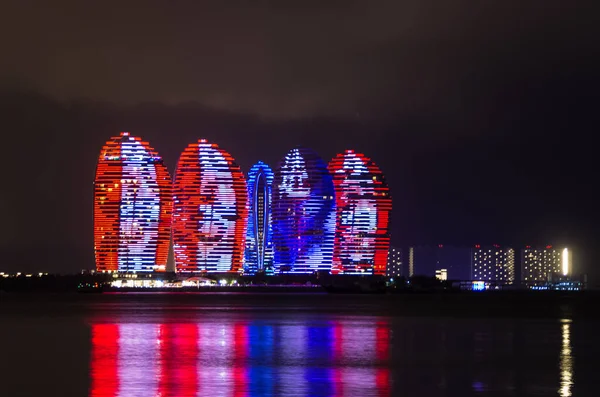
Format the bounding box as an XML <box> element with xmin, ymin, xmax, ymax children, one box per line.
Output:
<box><xmin>94</xmin><ymin>132</ymin><xmax>392</xmax><ymax>275</ymax></box>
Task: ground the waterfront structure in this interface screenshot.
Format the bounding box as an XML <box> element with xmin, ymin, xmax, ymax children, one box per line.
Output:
<box><xmin>244</xmin><ymin>161</ymin><xmax>274</xmax><ymax>274</ymax></box>
<box><xmin>93</xmin><ymin>132</ymin><xmax>172</xmax><ymax>273</ymax></box>
<box><xmin>472</xmin><ymin>245</ymin><xmax>515</xmax><ymax>283</ymax></box>
<box><xmin>172</xmin><ymin>139</ymin><xmax>247</xmax><ymax>273</ymax></box>
<box><xmin>329</xmin><ymin>150</ymin><xmax>391</xmax><ymax>275</ymax></box>
<box><xmin>435</xmin><ymin>269</ymin><xmax>448</xmax><ymax>281</ymax></box>
<box><xmin>272</xmin><ymin>147</ymin><xmax>336</xmax><ymax>273</ymax></box>
<box><xmin>522</xmin><ymin>245</ymin><xmax>571</xmax><ymax>283</ymax></box>
<box><xmin>386</xmin><ymin>247</ymin><xmax>403</xmax><ymax>278</ymax></box>
<box><xmin>408</xmin><ymin>245</ymin><xmax>472</xmax><ymax>280</ymax></box>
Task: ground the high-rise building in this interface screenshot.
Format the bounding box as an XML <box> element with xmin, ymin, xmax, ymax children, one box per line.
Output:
<box><xmin>522</xmin><ymin>245</ymin><xmax>571</xmax><ymax>283</ymax></box>
<box><xmin>408</xmin><ymin>245</ymin><xmax>471</xmax><ymax>280</ymax></box>
<box><xmin>244</xmin><ymin>161</ymin><xmax>274</xmax><ymax>275</ymax></box>
<box><xmin>93</xmin><ymin>132</ymin><xmax>172</xmax><ymax>273</ymax></box>
<box><xmin>172</xmin><ymin>139</ymin><xmax>247</xmax><ymax>273</ymax></box>
<box><xmin>472</xmin><ymin>245</ymin><xmax>515</xmax><ymax>283</ymax></box>
<box><xmin>328</xmin><ymin>150</ymin><xmax>391</xmax><ymax>275</ymax></box>
<box><xmin>386</xmin><ymin>247</ymin><xmax>403</xmax><ymax>278</ymax></box>
<box><xmin>272</xmin><ymin>147</ymin><xmax>336</xmax><ymax>273</ymax></box>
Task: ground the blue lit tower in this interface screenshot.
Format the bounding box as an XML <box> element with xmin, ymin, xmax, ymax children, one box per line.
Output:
<box><xmin>244</xmin><ymin>161</ymin><xmax>275</xmax><ymax>274</ymax></box>
<box><xmin>272</xmin><ymin>147</ymin><xmax>336</xmax><ymax>273</ymax></box>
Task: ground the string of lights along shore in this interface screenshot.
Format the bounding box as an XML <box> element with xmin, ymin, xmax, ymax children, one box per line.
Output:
<box><xmin>93</xmin><ymin>132</ymin><xmax>392</xmax><ymax>275</ymax></box>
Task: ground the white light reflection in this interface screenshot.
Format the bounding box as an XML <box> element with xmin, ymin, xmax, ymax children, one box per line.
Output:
<box><xmin>559</xmin><ymin>319</ymin><xmax>573</xmax><ymax>397</ymax></box>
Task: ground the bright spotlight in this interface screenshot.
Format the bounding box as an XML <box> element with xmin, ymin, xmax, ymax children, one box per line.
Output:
<box><xmin>562</xmin><ymin>248</ymin><xmax>569</xmax><ymax>276</ymax></box>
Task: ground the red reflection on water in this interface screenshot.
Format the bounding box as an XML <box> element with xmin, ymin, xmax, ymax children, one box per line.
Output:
<box><xmin>90</xmin><ymin>324</ymin><xmax>119</xmax><ymax>397</ymax></box>
<box><xmin>157</xmin><ymin>323</ymin><xmax>198</xmax><ymax>397</ymax></box>
<box><xmin>332</xmin><ymin>321</ymin><xmax>345</xmax><ymax>397</ymax></box>
<box><xmin>375</xmin><ymin>322</ymin><xmax>391</xmax><ymax>397</ymax></box>
<box><xmin>232</xmin><ymin>322</ymin><xmax>249</xmax><ymax>397</ymax></box>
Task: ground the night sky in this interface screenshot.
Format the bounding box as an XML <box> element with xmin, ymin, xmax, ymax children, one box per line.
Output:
<box><xmin>0</xmin><ymin>1</ymin><xmax>597</xmax><ymax>280</ymax></box>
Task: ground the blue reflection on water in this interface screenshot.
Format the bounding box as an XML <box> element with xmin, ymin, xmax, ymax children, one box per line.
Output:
<box><xmin>305</xmin><ymin>325</ymin><xmax>335</xmax><ymax>397</ymax></box>
<box><xmin>248</xmin><ymin>323</ymin><xmax>274</xmax><ymax>396</ymax></box>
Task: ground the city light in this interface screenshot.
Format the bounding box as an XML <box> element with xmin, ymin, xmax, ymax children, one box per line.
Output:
<box><xmin>472</xmin><ymin>246</ymin><xmax>515</xmax><ymax>284</ymax></box>
<box><xmin>563</xmin><ymin>248</ymin><xmax>570</xmax><ymax>276</ymax></box>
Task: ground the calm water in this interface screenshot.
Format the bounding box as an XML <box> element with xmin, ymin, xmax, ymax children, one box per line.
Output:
<box><xmin>0</xmin><ymin>293</ymin><xmax>598</xmax><ymax>396</ymax></box>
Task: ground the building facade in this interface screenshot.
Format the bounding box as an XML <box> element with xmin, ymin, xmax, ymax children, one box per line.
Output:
<box><xmin>244</xmin><ymin>161</ymin><xmax>274</xmax><ymax>275</ymax></box>
<box><xmin>386</xmin><ymin>247</ymin><xmax>403</xmax><ymax>278</ymax></box>
<box><xmin>328</xmin><ymin>150</ymin><xmax>391</xmax><ymax>275</ymax></box>
<box><xmin>172</xmin><ymin>139</ymin><xmax>247</xmax><ymax>273</ymax></box>
<box><xmin>472</xmin><ymin>245</ymin><xmax>515</xmax><ymax>283</ymax></box>
<box><xmin>522</xmin><ymin>245</ymin><xmax>570</xmax><ymax>284</ymax></box>
<box><xmin>408</xmin><ymin>245</ymin><xmax>472</xmax><ymax>280</ymax></box>
<box><xmin>93</xmin><ymin>132</ymin><xmax>172</xmax><ymax>273</ymax></box>
<box><xmin>272</xmin><ymin>147</ymin><xmax>336</xmax><ymax>273</ymax></box>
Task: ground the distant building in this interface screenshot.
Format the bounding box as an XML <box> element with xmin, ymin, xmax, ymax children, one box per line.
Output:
<box><xmin>408</xmin><ymin>245</ymin><xmax>472</xmax><ymax>280</ymax></box>
<box><xmin>435</xmin><ymin>269</ymin><xmax>448</xmax><ymax>281</ymax></box>
<box><xmin>472</xmin><ymin>245</ymin><xmax>515</xmax><ymax>284</ymax></box>
<box><xmin>521</xmin><ymin>245</ymin><xmax>570</xmax><ymax>284</ymax></box>
<box><xmin>408</xmin><ymin>247</ymin><xmax>414</xmax><ymax>277</ymax></box>
<box><xmin>386</xmin><ymin>247</ymin><xmax>403</xmax><ymax>278</ymax></box>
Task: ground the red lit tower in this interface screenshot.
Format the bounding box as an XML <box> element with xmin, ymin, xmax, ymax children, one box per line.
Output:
<box><xmin>172</xmin><ymin>139</ymin><xmax>247</xmax><ymax>272</ymax></box>
<box><xmin>328</xmin><ymin>150</ymin><xmax>391</xmax><ymax>275</ymax></box>
<box><xmin>93</xmin><ymin>132</ymin><xmax>172</xmax><ymax>273</ymax></box>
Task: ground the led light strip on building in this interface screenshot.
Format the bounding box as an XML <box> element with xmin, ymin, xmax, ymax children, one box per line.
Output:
<box><xmin>272</xmin><ymin>147</ymin><xmax>336</xmax><ymax>274</ymax></box>
<box><xmin>172</xmin><ymin>139</ymin><xmax>247</xmax><ymax>273</ymax></box>
<box><xmin>245</xmin><ymin>161</ymin><xmax>274</xmax><ymax>275</ymax></box>
<box><xmin>94</xmin><ymin>132</ymin><xmax>172</xmax><ymax>273</ymax></box>
<box><xmin>329</xmin><ymin>150</ymin><xmax>391</xmax><ymax>276</ymax></box>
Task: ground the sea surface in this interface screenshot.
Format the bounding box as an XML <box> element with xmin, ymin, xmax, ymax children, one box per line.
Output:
<box><xmin>0</xmin><ymin>292</ymin><xmax>598</xmax><ymax>396</ymax></box>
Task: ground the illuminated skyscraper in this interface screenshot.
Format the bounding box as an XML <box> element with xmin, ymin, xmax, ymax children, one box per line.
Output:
<box><xmin>272</xmin><ymin>147</ymin><xmax>336</xmax><ymax>273</ymax></box>
<box><xmin>244</xmin><ymin>161</ymin><xmax>274</xmax><ymax>274</ymax></box>
<box><xmin>328</xmin><ymin>150</ymin><xmax>391</xmax><ymax>275</ymax></box>
<box><xmin>172</xmin><ymin>140</ymin><xmax>247</xmax><ymax>273</ymax></box>
<box><xmin>94</xmin><ymin>132</ymin><xmax>172</xmax><ymax>273</ymax></box>
<box><xmin>521</xmin><ymin>245</ymin><xmax>571</xmax><ymax>283</ymax></box>
<box><xmin>472</xmin><ymin>245</ymin><xmax>515</xmax><ymax>283</ymax></box>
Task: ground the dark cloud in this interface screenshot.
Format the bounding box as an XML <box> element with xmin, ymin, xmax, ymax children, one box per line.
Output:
<box><xmin>1</xmin><ymin>1</ymin><xmax>597</xmax><ymax>118</ymax></box>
